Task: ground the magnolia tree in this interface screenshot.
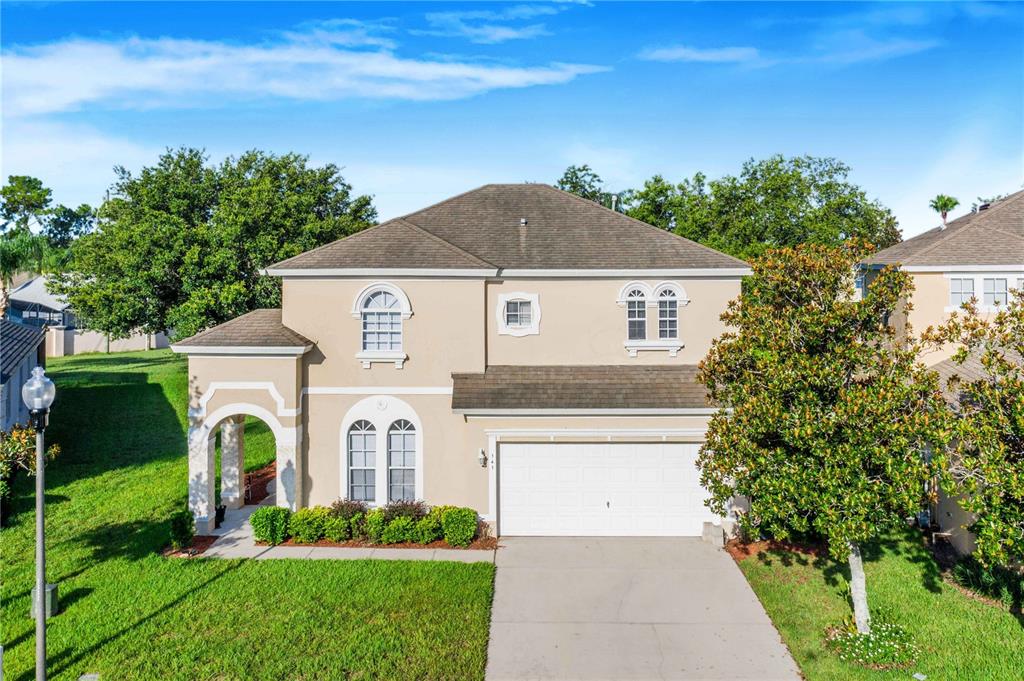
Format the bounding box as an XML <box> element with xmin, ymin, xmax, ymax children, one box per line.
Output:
<box><xmin>925</xmin><ymin>289</ymin><xmax>1024</xmax><ymax>566</ymax></box>
<box><xmin>697</xmin><ymin>242</ymin><xmax>950</xmax><ymax>634</ymax></box>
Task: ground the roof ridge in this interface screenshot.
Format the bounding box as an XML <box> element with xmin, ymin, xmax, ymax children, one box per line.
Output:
<box><xmin>267</xmin><ymin>221</ymin><xmax>395</xmax><ymax>269</ymax></box>
<box><xmin>392</xmin><ymin>218</ymin><xmax>498</xmax><ymax>269</ymax></box>
<box><xmin>537</xmin><ymin>184</ymin><xmax>749</xmax><ymax>267</ymax></box>
<box><xmin>904</xmin><ymin>195</ymin><xmax>1024</xmax><ymax>263</ymax></box>
<box><xmin>400</xmin><ymin>183</ymin><xmax>503</xmax><ymax>221</ymax></box>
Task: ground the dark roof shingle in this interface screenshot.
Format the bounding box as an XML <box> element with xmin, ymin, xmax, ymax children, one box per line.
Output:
<box><xmin>173</xmin><ymin>309</ymin><xmax>312</xmax><ymax>349</ymax></box>
<box><xmin>451</xmin><ymin>365</ymin><xmax>709</xmax><ymax>411</ymax></box>
<box><xmin>1</xmin><ymin>319</ymin><xmax>44</xmax><ymax>383</ymax></box>
<box><xmin>864</xmin><ymin>189</ymin><xmax>1024</xmax><ymax>267</ymax></box>
<box><xmin>270</xmin><ymin>184</ymin><xmax>747</xmax><ymax>272</ymax></box>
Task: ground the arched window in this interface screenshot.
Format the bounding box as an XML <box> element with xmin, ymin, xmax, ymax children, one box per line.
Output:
<box><xmin>362</xmin><ymin>290</ymin><xmax>403</xmax><ymax>352</ymax></box>
<box><xmin>387</xmin><ymin>420</ymin><xmax>416</xmax><ymax>502</ymax></box>
<box><xmin>658</xmin><ymin>288</ymin><xmax>678</xmax><ymax>339</ymax></box>
<box><xmin>347</xmin><ymin>420</ymin><xmax>376</xmax><ymax>502</ymax></box>
<box><xmin>626</xmin><ymin>288</ymin><xmax>646</xmax><ymax>340</ymax></box>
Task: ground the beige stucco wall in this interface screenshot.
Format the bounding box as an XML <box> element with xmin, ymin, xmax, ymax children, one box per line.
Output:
<box><xmin>282</xmin><ymin>278</ymin><xmax>486</xmax><ymax>386</ymax></box>
<box><xmin>935</xmin><ymin>490</ymin><xmax>977</xmax><ymax>556</ymax></box>
<box><xmin>485</xmin><ymin>277</ymin><xmax>739</xmax><ymax>365</ymax></box>
<box><xmin>187</xmin><ymin>355</ymin><xmax>303</xmax><ymax>431</ymax></box>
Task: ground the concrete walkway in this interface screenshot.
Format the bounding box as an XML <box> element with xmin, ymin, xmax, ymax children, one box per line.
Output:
<box><xmin>203</xmin><ymin>500</ymin><xmax>493</xmax><ymax>563</ymax></box>
<box><xmin>486</xmin><ymin>537</ymin><xmax>800</xmax><ymax>681</ymax></box>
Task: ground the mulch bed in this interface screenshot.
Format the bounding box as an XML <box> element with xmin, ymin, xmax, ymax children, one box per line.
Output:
<box><xmin>245</xmin><ymin>462</ymin><xmax>276</xmax><ymax>505</ymax></box>
<box><xmin>725</xmin><ymin>537</ymin><xmax>825</xmax><ymax>562</ymax></box>
<box><xmin>262</xmin><ymin>536</ymin><xmax>500</xmax><ymax>551</ymax></box>
<box><xmin>164</xmin><ymin>535</ymin><xmax>218</xmax><ymax>558</ymax></box>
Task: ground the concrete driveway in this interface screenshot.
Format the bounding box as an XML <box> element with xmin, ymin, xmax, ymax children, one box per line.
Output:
<box><xmin>486</xmin><ymin>537</ymin><xmax>800</xmax><ymax>681</ymax></box>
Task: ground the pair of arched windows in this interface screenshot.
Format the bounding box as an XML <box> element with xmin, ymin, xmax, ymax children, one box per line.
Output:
<box><xmin>624</xmin><ymin>287</ymin><xmax>678</xmax><ymax>341</ymax></box>
<box><xmin>347</xmin><ymin>419</ymin><xmax>416</xmax><ymax>503</ymax></box>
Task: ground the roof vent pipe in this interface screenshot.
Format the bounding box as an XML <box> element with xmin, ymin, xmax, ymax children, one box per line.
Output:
<box><xmin>978</xmin><ymin>203</ymin><xmax>990</xmax><ymax>211</ymax></box>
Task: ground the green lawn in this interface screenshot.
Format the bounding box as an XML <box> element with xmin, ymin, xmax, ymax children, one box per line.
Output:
<box><xmin>738</xmin><ymin>530</ymin><xmax>1024</xmax><ymax>680</ymax></box>
<box><xmin>0</xmin><ymin>350</ymin><xmax>494</xmax><ymax>681</ymax></box>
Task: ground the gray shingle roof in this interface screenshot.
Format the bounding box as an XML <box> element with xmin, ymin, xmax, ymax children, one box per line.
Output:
<box><xmin>451</xmin><ymin>365</ymin><xmax>709</xmax><ymax>411</ymax></box>
<box><xmin>931</xmin><ymin>347</ymin><xmax>1022</xmax><ymax>404</ymax></box>
<box><xmin>172</xmin><ymin>309</ymin><xmax>312</xmax><ymax>350</ymax></box>
<box><xmin>1</xmin><ymin>319</ymin><xmax>44</xmax><ymax>383</ymax></box>
<box><xmin>864</xmin><ymin>189</ymin><xmax>1024</xmax><ymax>267</ymax></box>
<box><xmin>270</xmin><ymin>184</ymin><xmax>747</xmax><ymax>272</ymax></box>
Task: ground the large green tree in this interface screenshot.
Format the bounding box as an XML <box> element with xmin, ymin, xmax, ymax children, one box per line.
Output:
<box><xmin>926</xmin><ymin>289</ymin><xmax>1024</xmax><ymax>567</ymax></box>
<box><xmin>0</xmin><ymin>175</ymin><xmax>52</xmax><ymax>234</ymax></box>
<box><xmin>52</xmin><ymin>149</ymin><xmax>376</xmax><ymax>339</ymax></box>
<box><xmin>0</xmin><ymin>230</ymin><xmax>49</xmax><ymax>317</ymax></box>
<box><xmin>697</xmin><ymin>241</ymin><xmax>949</xmax><ymax>634</ymax></box>
<box><xmin>555</xmin><ymin>164</ymin><xmax>626</xmax><ymax>212</ymax></box>
<box><xmin>625</xmin><ymin>156</ymin><xmax>901</xmax><ymax>260</ymax></box>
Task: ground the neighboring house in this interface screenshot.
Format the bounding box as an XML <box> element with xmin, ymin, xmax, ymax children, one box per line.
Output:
<box><xmin>0</xmin><ymin>318</ymin><xmax>46</xmax><ymax>431</ymax></box>
<box><xmin>8</xmin><ymin>276</ymin><xmax>169</xmax><ymax>356</ymax></box>
<box><xmin>173</xmin><ymin>184</ymin><xmax>750</xmax><ymax>534</ymax></box>
<box><xmin>861</xmin><ymin>189</ymin><xmax>1024</xmax><ymax>364</ymax></box>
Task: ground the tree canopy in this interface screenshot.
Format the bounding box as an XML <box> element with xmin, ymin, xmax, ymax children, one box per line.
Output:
<box><xmin>52</xmin><ymin>148</ymin><xmax>377</xmax><ymax>340</ymax></box>
<box><xmin>554</xmin><ymin>164</ymin><xmax>626</xmax><ymax>212</ymax></box>
<box><xmin>926</xmin><ymin>290</ymin><xmax>1024</xmax><ymax>567</ymax></box>
<box><xmin>697</xmin><ymin>241</ymin><xmax>949</xmax><ymax>633</ymax></box>
<box><xmin>618</xmin><ymin>156</ymin><xmax>901</xmax><ymax>260</ymax></box>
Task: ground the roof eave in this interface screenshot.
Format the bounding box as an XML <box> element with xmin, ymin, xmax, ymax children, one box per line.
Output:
<box><xmin>170</xmin><ymin>344</ymin><xmax>313</xmax><ymax>356</ymax></box>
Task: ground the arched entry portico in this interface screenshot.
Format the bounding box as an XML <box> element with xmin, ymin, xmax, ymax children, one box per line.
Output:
<box><xmin>188</xmin><ymin>402</ymin><xmax>302</xmax><ymax>534</ymax></box>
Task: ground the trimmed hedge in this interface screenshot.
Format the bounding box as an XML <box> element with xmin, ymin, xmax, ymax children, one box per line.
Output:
<box><xmin>382</xmin><ymin>500</ymin><xmax>428</xmax><ymax>523</ymax></box>
<box><xmin>289</xmin><ymin>506</ymin><xmax>330</xmax><ymax>544</ymax></box>
<box><xmin>364</xmin><ymin>508</ymin><xmax>386</xmax><ymax>543</ymax></box>
<box><xmin>414</xmin><ymin>514</ymin><xmax>443</xmax><ymax>544</ymax></box>
<box><xmin>323</xmin><ymin>515</ymin><xmax>350</xmax><ymax>542</ymax></box>
<box><xmin>381</xmin><ymin>516</ymin><xmax>416</xmax><ymax>544</ymax></box>
<box><xmin>251</xmin><ymin>506</ymin><xmax>291</xmax><ymax>545</ymax></box>
<box><xmin>441</xmin><ymin>507</ymin><xmax>478</xmax><ymax>547</ymax></box>
<box><xmin>169</xmin><ymin>508</ymin><xmax>194</xmax><ymax>550</ymax></box>
<box><xmin>330</xmin><ymin>498</ymin><xmax>368</xmax><ymax>521</ymax></box>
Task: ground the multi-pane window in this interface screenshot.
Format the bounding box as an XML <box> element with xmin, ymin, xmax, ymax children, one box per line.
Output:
<box><xmin>504</xmin><ymin>300</ymin><xmax>532</xmax><ymax>328</ymax></box>
<box><xmin>626</xmin><ymin>289</ymin><xmax>646</xmax><ymax>340</ymax></box>
<box><xmin>347</xmin><ymin>420</ymin><xmax>376</xmax><ymax>502</ymax></box>
<box><xmin>658</xmin><ymin>289</ymin><xmax>678</xmax><ymax>339</ymax></box>
<box><xmin>983</xmin><ymin>278</ymin><xmax>1008</xmax><ymax>307</ymax></box>
<box><xmin>387</xmin><ymin>420</ymin><xmax>416</xmax><ymax>502</ymax></box>
<box><xmin>949</xmin><ymin>278</ymin><xmax>975</xmax><ymax>307</ymax></box>
<box><xmin>361</xmin><ymin>290</ymin><xmax>402</xmax><ymax>352</ymax></box>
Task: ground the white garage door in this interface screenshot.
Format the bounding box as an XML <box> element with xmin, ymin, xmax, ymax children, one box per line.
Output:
<box><xmin>498</xmin><ymin>442</ymin><xmax>719</xmax><ymax>537</ymax></box>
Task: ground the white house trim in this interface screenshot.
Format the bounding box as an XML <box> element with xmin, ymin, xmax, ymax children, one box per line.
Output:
<box><xmin>624</xmin><ymin>339</ymin><xmax>684</xmax><ymax>357</ymax></box>
<box><xmin>339</xmin><ymin>395</ymin><xmax>425</xmax><ymax>506</ymax></box>
<box><xmin>171</xmin><ymin>345</ymin><xmax>311</xmax><ymax>356</ymax></box>
<box><xmin>190</xmin><ymin>381</ymin><xmax>300</xmax><ymax>419</ymax></box>
<box><xmin>500</xmin><ymin>268</ymin><xmax>751</xmax><ymax>278</ymax></box>
<box><xmin>265</xmin><ymin>268</ymin><xmax>499</xmax><ymax>278</ymax></box>
<box><xmin>616</xmin><ymin>281</ymin><xmax>652</xmax><ymax>304</ymax></box>
<box><xmin>942</xmin><ymin>272</ymin><xmax>1024</xmax><ymax>313</ymax></box>
<box><xmin>457</xmin><ymin>407</ymin><xmax>717</xmax><ymax>416</ymax></box>
<box><xmin>350</xmin><ymin>282</ymin><xmax>413</xmax><ymax>319</ymax></box>
<box><xmin>484</xmin><ymin>426</ymin><xmax>709</xmax><ymax>526</ymax></box>
<box><xmin>904</xmin><ymin>265</ymin><xmax>1024</xmax><ymax>273</ymax></box>
<box><xmin>653</xmin><ymin>281</ymin><xmax>690</xmax><ymax>305</ymax></box>
<box><xmin>496</xmin><ymin>292</ymin><xmax>541</xmax><ymax>337</ymax></box>
<box><xmin>304</xmin><ymin>386</ymin><xmax>453</xmax><ymax>396</ymax></box>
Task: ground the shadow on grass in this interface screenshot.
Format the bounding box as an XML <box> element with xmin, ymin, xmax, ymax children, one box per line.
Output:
<box><xmin>15</xmin><ymin>560</ymin><xmax>245</xmax><ymax>681</ymax></box>
<box><xmin>77</xmin><ymin>518</ymin><xmax>172</xmax><ymax>563</ymax></box>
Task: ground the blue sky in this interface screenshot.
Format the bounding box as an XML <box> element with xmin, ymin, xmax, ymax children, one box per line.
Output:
<box><xmin>2</xmin><ymin>1</ymin><xmax>1022</xmax><ymax>237</ymax></box>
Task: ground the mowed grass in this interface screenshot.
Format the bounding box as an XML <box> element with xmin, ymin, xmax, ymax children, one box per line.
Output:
<box><xmin>0</xmin><ymin>350</ymin><xmax>494</xmax><ymax>680</ymax></box>
<box><xmin>738</xmin><ymin>529</ymin><xmax>1024</xmax><ymax>680</ymax></box>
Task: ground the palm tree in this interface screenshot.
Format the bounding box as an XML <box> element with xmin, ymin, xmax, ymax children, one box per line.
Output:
<box><xmin>929</xmin><ymin>194</ymin><xmax>960</xmax><ymax>229</ymax></box>
<box><xmin>0</xmin><ymin>232</ymin><xmax>49</xmax><ymax>318</ymax></box>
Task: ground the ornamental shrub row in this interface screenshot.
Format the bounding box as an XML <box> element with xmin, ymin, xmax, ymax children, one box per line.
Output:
<box><xmin>252</xmin><ymin>500</ymin><xmax>481</xmax><ymax>547</ymax></box>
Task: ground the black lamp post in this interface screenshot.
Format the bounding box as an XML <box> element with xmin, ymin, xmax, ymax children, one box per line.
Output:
<box><xmin>22</xmin><ymin>366</ymin><xmax>55</xmax><ymax>681</ymax></box>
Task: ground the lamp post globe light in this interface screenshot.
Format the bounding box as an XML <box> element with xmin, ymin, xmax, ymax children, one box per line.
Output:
<box><xmin>22</xmin><ymin>366</ymin><xmax>55</xmax><ymax>681</ymax></box>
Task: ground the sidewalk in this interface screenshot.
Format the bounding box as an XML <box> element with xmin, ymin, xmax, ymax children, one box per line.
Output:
<box><xmin>204</xmin><ymin>498</ymin><xmax>495</xmax><ymax>563</ymax></box>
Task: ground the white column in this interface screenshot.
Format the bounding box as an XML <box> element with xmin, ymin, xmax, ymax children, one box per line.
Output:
<box><xmin>220</xmin><ymin>416</ymin><xmax>246</xmax><ymax>509</ymax></box>
<box><xmin>187</xmin><ymin>426</ymin><xmax>216</xmax><ymax>534</ymax></box>
<box><xmin>275</xmin><ymin>427</ymin><xmax>302</xmax><ymax>511</ymax></box>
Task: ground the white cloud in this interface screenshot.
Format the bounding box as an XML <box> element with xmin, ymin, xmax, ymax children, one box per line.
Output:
<box><xmin>1</xmin><ymin>27</ymin><xmax>606</xmax><ymax>116</ymax></box>
<box><xmin>0</xmin><ymin>119</ymin><xmax>159</xmax><ymax>208</ymax></box>
<box><xmin>638</xmin><ymin>45</ymin><xmax>761</xmax><ymax>64</ymax></box>
<box><xmin>415</xmin><ymin>3</ymin><xmax>571</xmax><ymax>44</ymax></box>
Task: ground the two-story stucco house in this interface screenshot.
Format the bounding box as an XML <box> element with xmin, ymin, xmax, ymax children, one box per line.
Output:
<box><xmin>173</xmin><ymin>184</ymin><xmax>750</xmax><ymax>536</ymax></box>
<box><xmin>861</xmin><ymin>189</ymin><xmax>1024</xmax><ymax>365</ymax></box>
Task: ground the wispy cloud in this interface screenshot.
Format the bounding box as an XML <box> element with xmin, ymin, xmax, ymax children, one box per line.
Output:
<box><xmin>638</xmin><ymin>45</ymin><xmax>760</xmax><ymax>64</ymax></box>
<box><xmin>414</xmin><ymin>3</ymin><xmax>575</xmax><ymax>44</ymax></box>
<box><xmin>2</xmin><ymin>23</ymin><xmax>607</xmax><ymax>116</ymax></box>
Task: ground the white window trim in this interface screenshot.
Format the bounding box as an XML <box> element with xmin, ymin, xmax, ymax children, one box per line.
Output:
<box><xmin>496</xmin><ymin>292</ymin><xmax>541</xmax><ymax>337</ymax></box>
<box><xmin>351</xmin><ymin>282</ymin><xmax>413</xmax><ymax>319</ymax></box>
<box><xmin>943</xmin><ymin>272</ymin><xmax>1021</xmax><ymax>313</ymax></box>
<box><xmin>339</xmin><ymin>395</ymin><xmax>424</xmax><ymax>506</ymax></box>
<box><xmin>353</xmin><ymin>282</ymin><xmax>411</xmax><ymax>368</ymax></box>
<box><xmin>623</xmin><ymin>338</ymin><xmax>683</xmax><ymax>357</ymax></box>
<box><xmin>652</xmin><ymin>281</ymin><xmax>690</xmax><ymax>304</ymax></box>
<box><xmin>616</xmin><ymin>281</ymin><xmax>653</xmax><ymax>304</ymax></box>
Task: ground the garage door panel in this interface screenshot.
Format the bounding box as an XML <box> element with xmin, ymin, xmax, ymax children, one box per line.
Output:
<box><xmin>499</xmin><ymin>442</ymin><xmax>719</xmax><ymax>537</ymax></box>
